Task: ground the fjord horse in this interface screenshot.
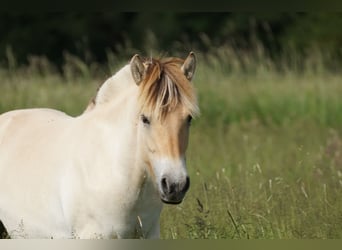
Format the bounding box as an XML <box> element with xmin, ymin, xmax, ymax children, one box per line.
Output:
<box><xmin>0</xmin><ymin>52</ymin><xmax>199</xmax><ymax>238</ymax></box>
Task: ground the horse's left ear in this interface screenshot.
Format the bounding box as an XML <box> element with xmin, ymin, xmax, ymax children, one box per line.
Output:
<box><xmin>130</xmin><ymin>54</ymin><xmax>145</xmax><ymax>86</ymax></box>
<box><xmin>181</xmin><ymin>52</ymin><xmax>196</xmax><ymax>81</ymax></box>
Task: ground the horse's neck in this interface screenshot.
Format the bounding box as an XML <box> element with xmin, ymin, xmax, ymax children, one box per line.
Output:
<box><xmin>78</xmin><ymin>65</ymin><xmax>161</xmax><ymax>210</ymax></box>
<box><xmin>95</xmin><ymin>65</ymin><xmax>132</xmax><ymax>106</ymax></box>
<box><xmin>78</xmin><ymin>81</ymin><xmax>153</xmax><ymax>198</ymax></box>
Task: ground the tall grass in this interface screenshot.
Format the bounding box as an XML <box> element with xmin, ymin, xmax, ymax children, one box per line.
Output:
<box><xmin>1</xmin><ymin>45</ymin><xmax>342</xmax><ymax>238</ymax></box>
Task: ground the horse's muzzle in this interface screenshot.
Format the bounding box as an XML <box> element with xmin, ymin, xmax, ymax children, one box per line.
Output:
<box><xmin>160</xmin><ymin>176</ymin><xmax>190</xmax><ymax>204</ymax></box>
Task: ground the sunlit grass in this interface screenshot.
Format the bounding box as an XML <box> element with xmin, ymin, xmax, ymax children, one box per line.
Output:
<box><xmin>161</xmin><ymin>121</ymin><xmax>342</xmax><ymax>239</ymax></box>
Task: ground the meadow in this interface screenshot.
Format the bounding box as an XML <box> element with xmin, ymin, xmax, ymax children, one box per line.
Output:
<box><xmin>1</xmin><ymin>48</ymin><xmax>342</xmax><ymax>239</ymax></box>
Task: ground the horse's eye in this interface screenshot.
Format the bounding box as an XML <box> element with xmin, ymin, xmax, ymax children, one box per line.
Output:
<box><xmin>187</xmin><ymin>115</ymin><xmax>193</xmax><ymax>125</ymax></box>
<box><xmin>141</xmin><ymin>115</ymin><xmax>150</xmax><ymax>125</ymax></box>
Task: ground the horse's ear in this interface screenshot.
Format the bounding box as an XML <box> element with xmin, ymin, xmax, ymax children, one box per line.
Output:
<box><xmin>181</xmin><ymin>52</ymin><xmax>196</xmax><ymax>81</ymax></box>
<box><xmin>130</xmin><ymin>54</ymin><xmax>145</xmax><ymax>85</ymax></box>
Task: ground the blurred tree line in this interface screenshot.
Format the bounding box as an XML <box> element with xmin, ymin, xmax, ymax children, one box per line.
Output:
<box><xmin>1</xmin><ymin>13</ymin><xmax>342</xmax><ymax>68</ymax></box>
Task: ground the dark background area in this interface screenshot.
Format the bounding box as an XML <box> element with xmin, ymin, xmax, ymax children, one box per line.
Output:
<box><xmin>1</xmin><ymin>13</ymin><xmax>342</xmax><ymax>68</ymax></box>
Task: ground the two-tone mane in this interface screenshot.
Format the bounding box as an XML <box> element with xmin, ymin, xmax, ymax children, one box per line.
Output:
<box><xmin>85</xmin><ymin>55</ymin><xmax>199</xmax><ymax>120</ymax></box>
<box><xmin>136</xmin><ymin>57</ymin><xmax>199</xmax><ymax>120</ymax></box>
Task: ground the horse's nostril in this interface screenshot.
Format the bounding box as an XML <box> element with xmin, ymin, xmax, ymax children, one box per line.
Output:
<box><xmin>161</xmin><ymin>176</ymin><xmax>190</xmax><ymax>196</ymax></box>
<box><xmin>161</xmin><ymin>177</ymin><xmax>177</xmax><ymax>195</ymax></box>
<box><xmin>160</xmin><ymin>176</ymin><xmax>190</xmax><ymax>204</ymax></box>
<box><xmin>161</xmin><ymin>177</ymin><xmax>168</xmax><ymax>193</ymax></box>
<box><xmin>182</xmin><ymin>176</ymin><xmax>190</xmax><ymax>193</ymax></box>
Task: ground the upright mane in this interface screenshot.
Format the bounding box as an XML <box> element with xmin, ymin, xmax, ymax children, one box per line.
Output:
<box><xmin>137</xmin><ymin>57</ymin><xmax>199</xmax><ymax>120</ymax></box>
<box><xmin>84</xmin><ymin>55</ymin><xmax>200</xmax><ymax>120</ymax></box>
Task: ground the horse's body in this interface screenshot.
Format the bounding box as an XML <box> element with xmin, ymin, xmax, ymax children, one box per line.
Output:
<box><xmin>0</xmin><ymin>53</ymin><xmax>199</xmax><ymax>238</ymax></box>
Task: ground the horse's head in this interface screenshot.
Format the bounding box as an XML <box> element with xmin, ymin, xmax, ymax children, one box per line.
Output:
<box><xmin>131</xmin><ymin>52</ymin><xmax>199</xmax><ymax>204</ymax></box>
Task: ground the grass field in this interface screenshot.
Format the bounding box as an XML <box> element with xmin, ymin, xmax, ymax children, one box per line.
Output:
<box><xmin>1</xmin><ymin>50</ymin><xmax>342</xmax><ymax>239</ymax></box>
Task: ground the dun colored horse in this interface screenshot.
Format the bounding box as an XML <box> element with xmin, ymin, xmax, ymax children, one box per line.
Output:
<box><xmin>0</xmin><ymin>52</ymin><xmax>199</xmax><ymax>238</ymax></box>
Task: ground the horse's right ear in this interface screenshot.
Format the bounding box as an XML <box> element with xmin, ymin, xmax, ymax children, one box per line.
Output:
<box><xmin>130</xmin><ymin>54</ymin><xmax>145</xmax><ymax>86</ymax></box>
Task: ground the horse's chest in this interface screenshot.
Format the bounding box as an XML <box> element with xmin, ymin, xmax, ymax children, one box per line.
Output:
<box><xmin>123</xmin><ymin>181</ymin><xmax>163</xmax><ymax>238</ymax></box>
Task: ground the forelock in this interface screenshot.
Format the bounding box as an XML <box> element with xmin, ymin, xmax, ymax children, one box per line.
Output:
<box><xmin>138</xmin><ymin>57</ymin><xmax>199</xmax><ymax>120</ymax></box>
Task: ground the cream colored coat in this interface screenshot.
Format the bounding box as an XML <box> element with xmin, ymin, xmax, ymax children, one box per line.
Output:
<box><xmin>0</xmin><ymin>53</ymin><xmax>198</xmax><ymax>239</ymax></box>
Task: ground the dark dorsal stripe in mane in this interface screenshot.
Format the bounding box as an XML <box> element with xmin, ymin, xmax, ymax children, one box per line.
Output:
<box><xmin>84</xmin><ymin>56</ymin><xmax>199</xmax><ymax>119</ymax></box>
<box><xmin>138</xmin><ymin>57</ymin><xmax>199</xmax><ymax>120</ymax></box>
